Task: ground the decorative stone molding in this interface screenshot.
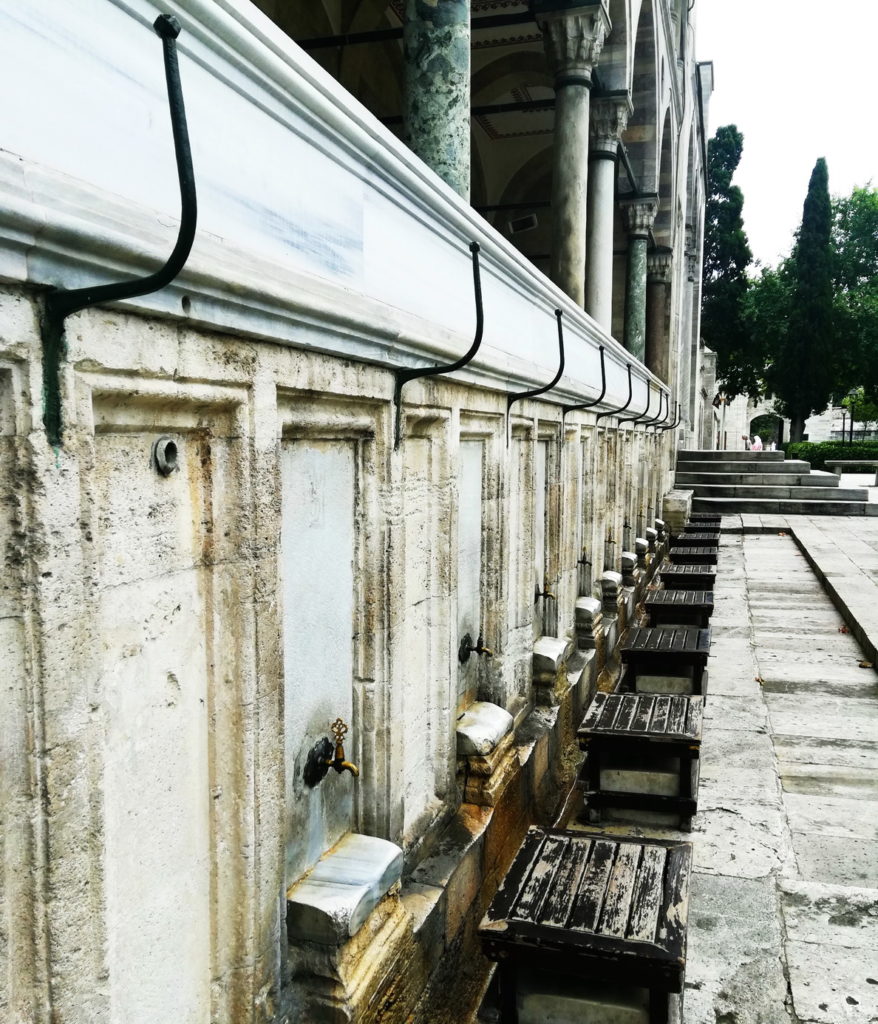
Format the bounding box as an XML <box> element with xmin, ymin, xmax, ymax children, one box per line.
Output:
<box><xmin>635</xmin><ymin>537</ymin><xmax>649</xmax><ymax>569</ymax></box>
<box><xmin>456</xmin><ymin>701</ymin><xmax>516</xmax><ymax>806</ymax></box>
<box><xmin>600</xmin><ymin>570</ymin><xmax>623</xmax><ymax>616</ymax></box>
<box><xmin>620</xmin><ymin>551</ymin><xmax>637</xmax><ymax>587</ymax></box>
<box><xmin>589</xmin><ymin>95</ymin><xmax>632</xmax><ymax>157</ymax></box>
<box><xmin>532</xmin><ymin>635</ymin><xmax>572</xmax><ymax>706</ymax></box>
<box><xmin>655</xmin><ymin>518</ymin><xmax>668</xmax><ymax>543</ymax></box>
<box><xmin>621</xmin><ymin>197</ymin><xmax>659</xmax><ymax>239</ymax></box>
<box><xmin>286</xmin><ymin>833</ymin><xmax>404</xmax><ymax>945</ymax></box>
<box><xmin>536</xmin><ymin>3</ymin><xmax>611</xmax><ymax>81</ymax></box>
<box><xmin>645</xmin><ymin>527</ymin><xmax>658</xmax><ymax>553</ymax></box>
<box><xmin>647</xmin><ymin>247</ymin><xmax>674</xmax><ymax>285</ymax></box>
<box><xmin>574</xmin><ymin>596</ymin><xmax>603</xmax><ymax>651</ymax></box>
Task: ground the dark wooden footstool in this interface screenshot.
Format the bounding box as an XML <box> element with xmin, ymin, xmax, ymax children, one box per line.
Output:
<box><xmin>687</xmin><ymin>513</ymin><xmax>721</xmax><ymax>525</ymax></box>
<box><xmin>620</xmin><ymin>625</ymin><xmax>710</xmax><ymax>696</ymax></box>
<box><xmin>578</xmin><ymin>692</ymin><xmax>703</xmax><ymax>830</ymax></box>
<box><xmin>659</xmin><ymin>561</ymin><xmax>716</xmax><ymax>590</ymax></box>
<box><xmin>479</xmin><ymin>827</ymin><xmax>692</xmax><ymax>1024</ymax></box>
<box><xmin>668</xmin><ymin>545</ymin><xmax>718</xmax><ymax>565</ymax></box>
<box><xmin>673</xmin><ymin>531</ymin><xmax>719</xmax><ymax>547</ymax></box>
<box><xmin>645</xmin><ymin>589</ymin><xmax>714</xmax><ymax>628</ymax></box>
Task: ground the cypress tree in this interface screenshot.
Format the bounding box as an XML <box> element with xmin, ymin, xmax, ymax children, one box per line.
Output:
<box><xmin>764</xmin><ymin>158</ymin><xmax>835</xmax><ymax>441</ymax></box>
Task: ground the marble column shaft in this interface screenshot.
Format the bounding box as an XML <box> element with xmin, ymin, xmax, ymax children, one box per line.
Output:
<box><xmin>537</xmin><ymin>7</ymin><xmax>610</xmax><ymax>305</ymax></box>
<box><xmin>586</xmin><ymin>97</ymin><xmax>631</xmax><ymax>331</ymax></box>
<box><xmin>621</xmin><ymin>199</ymin><xmax>657</xmax><ymax>362</ymax></box>
<box><xmin>403</xmin><ymin>0</ymin><xmax>471</xmax><ymax>200</ymax></box>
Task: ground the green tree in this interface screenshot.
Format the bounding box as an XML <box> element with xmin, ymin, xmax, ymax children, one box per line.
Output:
<box><xmin>701</xmin><ymin>126</ymin><xmax>758</xmax><ymax>397</ymax></box>
<box><xmin>831</xmin><ymin>186</ymin><xmax>878</xmax><ymax>399</ymax></box>
<box><xmin>763</xmin><ymin>158</ymin><xmax>836</xmax><ymax>442</ymax></box>
<box><xmin>842</xmin><ymin>387</ymin><xmax>878</xmax><ymax>440</ymax></box>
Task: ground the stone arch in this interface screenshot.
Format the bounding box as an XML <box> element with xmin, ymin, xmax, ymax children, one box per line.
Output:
<box><xmin>623</xmin><ymin>0</ymin><xmax>659</xmax><ymax>193</ymax></box>
<box><xmin>654</xmin><ymin>106</ymin><xmax>675</xmax><ymax>247</ymax></box>
<box><xmin>489</xmin><ymin>147</ymin><xmax>554</xmax><ymax>269</ymax></box>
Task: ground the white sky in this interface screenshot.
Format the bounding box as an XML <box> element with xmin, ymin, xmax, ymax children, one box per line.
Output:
<box><xmin>696</xmin><ymin>0</ymin><xmax>878</xmax><ymax>268</ymax></box>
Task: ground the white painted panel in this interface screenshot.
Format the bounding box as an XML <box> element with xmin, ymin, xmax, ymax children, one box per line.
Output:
<box><xmin>97</xmin><ymin>432</ymin><xmax>211</xmax><ymax>1024</ymax></box>
<box><xmin>281</xmin><ymin>440</ymin><xmax>355</xmax><ymax>881</ymax></box>
<box><xmin>457</xmin><ymin>441</ymin><xmax>483</xmax><ymax>704</ymax></box>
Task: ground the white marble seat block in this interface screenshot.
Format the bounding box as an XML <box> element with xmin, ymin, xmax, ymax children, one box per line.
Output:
<box><xmin>287</xmin><ymin>833</ymin><xmax>403</xmax><ymax>945</ymax></box>
<box><xmin>516</xmin><ymin>966</ymin><xmax>651</xmax><ymax>1024</ymax></box>
<box><xmin>532</xmin><ymin>636</ymin><xmax>568</xmax><ymax>676</ymax></box>
<box><xmin>456</xmin><ymin>701</ymin><xmax>514</xmax><ymax>756</ymax></box>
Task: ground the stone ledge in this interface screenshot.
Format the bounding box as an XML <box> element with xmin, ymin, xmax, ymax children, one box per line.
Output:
<box><xmin>457</xmin><ymin>701</ymin><xmax>514</xmax><ymax>756</ymax></box>
<box><xmin>287</xmin><ymin>833</ymin><xmax>404</xmax><ymax>945</ymax></box>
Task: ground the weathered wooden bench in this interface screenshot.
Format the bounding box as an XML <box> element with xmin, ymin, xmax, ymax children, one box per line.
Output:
<box><xmin>479</xmin><ymin>826</ymin><xmax>692</xmax><ymax>1024</ymax></box>
<box><xmin>658</xmin><ymin>561</ymin><xmax>716</xmax><ymax>590</ymax></box>
<box><xmin>825</xmin><ymin>459</ymin><xmax>878</xmax><ymax>485</ymax></box>
<box><xmin>673</xmin><ymin>531</ymin><xmax>719</xmax><ymax>547</ymax></box>
<box><xmin>688</xmin><ymin>512</ymin><xmax>722</xmax><ymax>524</ymax></box>
<box><xmin>578</xmin><ymin>692</ymin><xmax>703</xmax><ymax>830</ymax></box>
<box><xmin>668</xmin><ymin>545</ymin><xmax>718</xmax><ymax>565</ymax></box>
<box><xmin>620</xmin><ymin>625</ymin><xmax>710</xmax><ymax>696</ymax></box>
<box><xmin>644</xmin><ymin>588</ymin><xmax>714</xmax><ymax>628</ymax></box>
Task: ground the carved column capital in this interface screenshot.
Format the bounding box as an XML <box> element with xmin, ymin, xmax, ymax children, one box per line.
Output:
<box><xmin>535</xmin><ymin>3</ymin><xmax>611</xmax><ymax>84</ymax></box>
<box><xmin>589</xmin><ymin>95</ymin><xmax>632</xmax><ymax>157</ymax></box>
<box><xmin>621</xmin><ymin>197</ymin><xmax>658</xmax><ymax>238</ymax></box>
<box><xmin>647</xmin><ymin>247</ymin><xmax>674</xmax><ymax>284</ymax></box>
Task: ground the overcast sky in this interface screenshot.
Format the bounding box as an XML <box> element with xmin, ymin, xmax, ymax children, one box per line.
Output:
<box><xmin>696</xmin><ymin>0</ymin><xmax>878</xmax><ymax>268</ymax></box>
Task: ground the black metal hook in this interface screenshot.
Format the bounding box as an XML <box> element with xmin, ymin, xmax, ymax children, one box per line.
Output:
<box><xmin>649</xmin><ymin>393</ymin><xmax>672</xmax><ymax>431</ymax></box>
<box><xmin>39</xmin><ymin>14</ymin><xmax>197</xmax><ymax>447</ymax></box>
<box><xmin>657</xmin><ymin>401</ymin><xmax>681</xmax><ymax>432</ymax></box>
<box><xmin>641</xmin><ymin>389</ymin><xmax>667</xmax><ymax>428</ymax></box>
<box><xmin>393</xmin><ymin>241</ymin><xmax>484</xmax><ymax>448</ymax></box>
<box><xmin>617</xmin><ymin>378</ymin><xmax>652</xmax><ymax>425</ymax></box>
<box><xmin>562</xmin><ymin>344</ymin><xmax>606</xmax><ymax>417</ymax></box>
<box><xmin>594</xmin><ymin>363</ymin><xmax>633</xmax><ymax>424</ymax></box>
<box><xmin>507</xmin><ymin>308</ymin><xmax>566</xmax><ymax>414</ymax></box>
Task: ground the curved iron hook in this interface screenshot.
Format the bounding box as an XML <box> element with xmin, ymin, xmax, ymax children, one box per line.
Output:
<box><xmin>563</xmin><ymin>344</ymin><xmax>606</xmax><ymax>415</ymax></box>
<box><xmin>657</xmin><ymin>402</ymin><xmax>682</xmax><ymax>432</ymax></box>
<box><xmin>641</xmin><ymin>389</ymin><xmax>668</xmax><ymax>428</ymax></box>
<box><xmin>40</xmin><ymin>14</ymin><xmax>197</xmax><ymax>447</ymax></box>
<box><xmin>594</xmin><ymin>363</ymin><xmax>633</xmax><ymax>424</ymax></box>
<box><xmin>394</xmin><ymin>241</ymin><xmax>484</xmax><ymax>447</ymax></box>
<box><xmin>507</xmin><ymin>308</ymin><xmax>566</xmax><ymax>414</ymax></box>
<box><xmin>649</xmin><ymin>394</ymin><xmax>674</xmax><ymax>431</ymax></box>
<box><xmin>617</xmin><ymin>378</ymin><xmax>652</xmax><ymax>425</ymax></box>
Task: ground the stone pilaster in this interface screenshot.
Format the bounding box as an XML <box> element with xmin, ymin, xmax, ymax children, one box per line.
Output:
<box><xmin>586</xmin><ymin>96</ymin><xmax>631</xmax><ymax>330</ymax></box>
<box><xmin>646</xmin><ymin>247</ymin><xmax>673</xmax><ymax>383</ymax></box>
<box><xmin>535</xmin><ymin>2</ymin><xmax>610</xmax><ymax>305</ymax></box>
<box><xmin>403</xmin><ymin>0</ymin><xmax>470</xmax><ymax>199</ymax></box>
<box><xmin>621</xmin><ymin>197</ymin><xmax>657</xmax><ymax>362</ymax></box>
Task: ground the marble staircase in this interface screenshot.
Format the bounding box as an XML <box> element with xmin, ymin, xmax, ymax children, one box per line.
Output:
<box><xmin>675</xmin><ymin>449</ymin><xmax>878</xmax><ymax>516</ymax></box>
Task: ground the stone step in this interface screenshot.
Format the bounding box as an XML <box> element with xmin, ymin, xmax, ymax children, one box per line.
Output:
<box><xmin>677</xmin><ymin>449</ymin><xmax>785</xmax><ymax>462</ymax></box>
<box><xmin>675</xmin><ymin>471</ymin><xmax>840</xmax><ymax>488</ymax></box>
<box><xmin>676</xmin><ymin>459</ymin><xmax>812</xmax><ymax>475</ymax></box>
<box><xmin>692</xmin><ymin>497</ymin><xmax>878</xmax><ymax>516</ymax></box>
<box><xmin>686</xmin><ymin>485</ymin><xmax>869</xmax><ymax>501</ymax></box>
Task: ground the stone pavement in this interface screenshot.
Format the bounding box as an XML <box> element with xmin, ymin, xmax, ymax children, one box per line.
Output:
<box><xmin>560</xmin><ymin>520</ymin><xmax>878</xmax><ymax>1023</ymax></box>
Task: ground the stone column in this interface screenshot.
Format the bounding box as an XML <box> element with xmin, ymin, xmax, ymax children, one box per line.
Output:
<box><xmin>535</xmin><ymin>1</ymin><xmax>611</xmax><ymax>305</ymax></box>
<box><xmin>403</xmin><ymin>0</ymin><xmax>471</xmax><ymax>199</ymax></box>
<box><xmin>585</xmin><ymin>96</ymin><xmax>631</xmax><ymax>330</ymax></box>
<box><xmin>621</xmin><ymin>198</ymin><xmax>657</xmax><ymax>362</ymax></box>
<box><xmin>646</xmin><ymin>247</ymin><xmax>673</xmax><ymax>382</ymax></box>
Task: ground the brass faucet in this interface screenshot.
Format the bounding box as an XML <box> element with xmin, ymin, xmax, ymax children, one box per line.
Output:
<box><xmin>325</xmin><ymin>718</ymin><xmax>359</xmax><ymax>777</ymax></box>
<box><xmin>459</xmin><ymin>632</ymin><xmax>493</xmax><ymax>663</ymax></box>
<box><xmin>535</xmin><ymin>579</ymin><xmax>556</xmax><ymax>601</ymax></box>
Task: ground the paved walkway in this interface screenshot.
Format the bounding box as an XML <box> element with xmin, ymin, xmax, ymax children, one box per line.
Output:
<box><xmin>566</xmin><ymin>520</ymin><xmax>878</xmax><ymax>1023</ymax></box>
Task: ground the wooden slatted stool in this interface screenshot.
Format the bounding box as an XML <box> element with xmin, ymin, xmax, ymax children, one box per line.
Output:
<box><xmin>673</xmin><ymin>531</ymin><xmax>719</xmax><ymax>547</ymax></box>
<box><xmin>578</xmin><ymin>692</ymin><xmax>703</xmax><ymax>830</ymax></box>
<box><xmin>644</xmin><ymin>589</ymin><xmax>714</xmax><ymax>628</ymax></box>
<box><xmin>479</xmin><ymin>826</ymin><xmax>692</xmax><ymax>1024</ymax></box>
<box><xmin>687</xmin><ymin>513</ymin><xmax>721</xmax><ymax>525</ymax></box>
<box><xmin>619</xmin><ymin>625</ymin><xmax>710</xmax><ymax>696</ymax></box>
<box><xmin>658</xmin><ymin>561</ymin><xmax>716</xmax><ymax>590</ymax></box>
<box><xmin>668</xmin><ymin>545</ymin><xmax>718</xmax><ymax>565</ymax></box>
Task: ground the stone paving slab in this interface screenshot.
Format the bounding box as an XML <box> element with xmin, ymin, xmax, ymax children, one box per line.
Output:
<box><xmin>785</xmin><ymin>942</ymin><xmax>878</xmax><ymax>1023</ymax></box>
<box><xmin>773</xmin><ymin>735</ymin><xmax>878</xmax><ymax>771</ymax></box>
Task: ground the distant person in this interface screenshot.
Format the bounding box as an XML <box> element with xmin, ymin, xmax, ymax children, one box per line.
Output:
<box><xmin>767</xmin><ymin>441</ymin><xmax>776</xmax><ymax>451</ymax></box>
<box><xmin>751</xmin><ymin>435</ymin><xmax>763</xmax><ymax>451</ymax></box>
<box><xmin>741</xmin><ymin>435</ymin><xmax>751</xmax><ymax>449</ymax></box>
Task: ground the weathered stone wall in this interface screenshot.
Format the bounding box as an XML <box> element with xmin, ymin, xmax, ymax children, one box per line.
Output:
<box><xmin>0</xmin><ymin>286</ymin><xmax>674</xmax><ymax>1023</ymax></box>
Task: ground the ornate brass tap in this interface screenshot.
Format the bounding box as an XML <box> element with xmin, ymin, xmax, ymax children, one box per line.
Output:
<box><xmin>534</xmin><ymin>579</ymin><xmax>556</xmax><ymax>601</ymax></box>
<box><xmin>325</xmin><ymin>718</ymin><xmax>359</xmax><ymax>777</ymax></box>
<box><xmin>458</xmin><ymin>632</ymin><xmax>493</xmax><ymax>663</ymax></box>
